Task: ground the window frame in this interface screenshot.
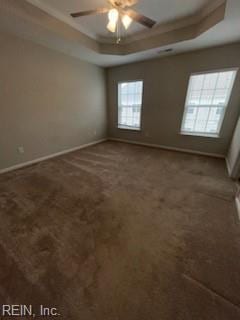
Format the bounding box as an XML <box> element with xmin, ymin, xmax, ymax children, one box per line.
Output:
<box><xmin>117</xmin><ymin>80</ymin><xmax>144</xmax><ymax>131</ymax></box>
<box><xmin>180</xmin><ymin>68</ymin><xmax>238</xmax><ymax>138</ymax></box>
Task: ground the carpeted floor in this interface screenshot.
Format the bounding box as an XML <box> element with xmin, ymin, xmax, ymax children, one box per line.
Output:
<box><xmin>0</xmin><ymin>141</ymin><xmax>240</xmax><ymax>319</ymax></box>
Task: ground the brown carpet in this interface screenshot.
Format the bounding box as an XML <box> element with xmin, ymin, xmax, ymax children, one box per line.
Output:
<box><xmin>0</xmin><ymin>141</ymin><xmax>240</xmax><ymax>319</ymax></box>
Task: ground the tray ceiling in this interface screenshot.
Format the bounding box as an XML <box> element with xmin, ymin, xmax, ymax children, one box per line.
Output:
<box><xmin>0</xmin><ymin>0</ymin><xmax>240</xmax><ymax>67</ymax></box>
<box><xmin>33</xmin><ymin>0</ymin><xmax>210</xmax><ymax>38</ymax></box>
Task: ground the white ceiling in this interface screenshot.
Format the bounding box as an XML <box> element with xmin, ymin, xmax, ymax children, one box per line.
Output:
<box><xmin>37</xmin><ymin>0</ymin><xmax>210</xmax><ymax>38</ymax></box>
<box><xmin>1</xmin><ymin>0</ymin><xmax>240</xmax><ymax>67</ymax></box>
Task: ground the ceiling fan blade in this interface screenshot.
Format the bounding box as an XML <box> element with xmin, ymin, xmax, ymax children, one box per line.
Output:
<box><xmin>123</xmin><ymin>9</ymin><xmax>156</xmax><ymax>28</ymax></box>
<box><xmin>71</xmin><ymin>8</ymin><xmax>109</xmax><ymax>18</ymax></box>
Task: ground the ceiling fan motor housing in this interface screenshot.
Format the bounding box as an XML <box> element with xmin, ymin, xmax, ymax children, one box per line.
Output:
<box><xmin>109</xmin><ymin>0</ymin><xmax>138</xmax><ymax>8</ymax></box>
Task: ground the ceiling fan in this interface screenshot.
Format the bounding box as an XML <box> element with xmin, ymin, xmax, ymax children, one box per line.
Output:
<box><xmin>70</xmin><ymin>0</ymin><xmax>156</xmax><ymax>35</ymax></box>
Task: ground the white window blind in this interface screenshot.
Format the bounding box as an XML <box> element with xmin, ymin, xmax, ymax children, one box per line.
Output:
<box><xmin>118</xmin><ymin>81</ymin><xmax>143</xmax><ymax>130</ymax></box>
<box><xmin>181</xmin><ymin>69</ymin><xmax>237</xmax><ymax>137</ymax></box>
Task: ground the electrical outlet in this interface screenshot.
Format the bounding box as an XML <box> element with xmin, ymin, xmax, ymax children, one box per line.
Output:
<box><xmin>94</xmin><ymin>130</ymin><xmax>97</xmax><ymax>136</ymax></box>
<box><xmin>145</xmin><ymin>132</ymin><xmax>150</xmax><ymax>137</ymax></box>
<box><xmin>18</xmin><ymin>146</ymin><xmax>25</xmax><ymax>154</ymax></box>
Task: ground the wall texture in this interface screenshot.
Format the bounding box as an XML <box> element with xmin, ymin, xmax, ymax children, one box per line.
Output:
<box><xmin>0</xmin><ymin>31</ymin><xmax>107</xmax><ymax>171</ymax></box>
<box><xmin>227</xmin><ymin>115</ymin><xmax>240</xmax><ymax>178</ymax></box>
<box><xmin>107</xmin><ymin>43</ymin><xmax>240</xmax><ymax>156</ymax></box>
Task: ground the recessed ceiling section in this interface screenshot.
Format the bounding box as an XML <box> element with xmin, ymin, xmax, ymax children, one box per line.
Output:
<box><xmin>25</xmin><ymin>0</ymin><xmax>227</xmax><ymax>55</ymax></box>
<box><xmin>31</xmin><ymin>0</ymin><xmax>213</xmax><ymax>39</ymax></box>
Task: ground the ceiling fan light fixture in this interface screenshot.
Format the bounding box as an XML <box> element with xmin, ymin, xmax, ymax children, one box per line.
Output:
<box><xmin>108</xmin><ymin>8</ymin><xmax>119</xmax><ymax>23</ymax></box>
<box><xmin>122</xmin><ymin>14</ymin><xmax>133</xmax><ymax>29</ymax></box>
<box><xmin>107</xmin><ymin>20</ymin><xmax>117</xmax><ymax>33</ymax></box>
<box><xmin>70</xmin><ymin>1</ymin><xmax>157</xmax><ymax>36</ymax></box>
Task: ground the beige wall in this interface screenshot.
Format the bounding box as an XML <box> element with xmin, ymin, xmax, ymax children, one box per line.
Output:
<box><xmin>0</xmin><ymin>31</ymin><xmax>107</xmax><ymax>171</ymax></box>
<box><xmin>227</xmin><ymin>115</ymin><xmax>240</xmax><ymax>178</ymax></box>
<box><xmin>107</xmin><ymin>43</ymin><xmax>240</xmax><ymax>156</ymax></box>
<box><xmin>1</xmin><ymin>32</ymin><xmax>240</xmax><ymax>173</ymax></box>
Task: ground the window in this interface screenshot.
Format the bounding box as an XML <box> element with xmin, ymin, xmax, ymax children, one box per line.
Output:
<box><xmin>181</xmin><ymin>69</ymin><xmax>237</xmax><ymax>137</ymax></box>
<box><xmin>118</xmin><ymin>81</ymin><xmax>143</xmax><ymax>130</ymax></box>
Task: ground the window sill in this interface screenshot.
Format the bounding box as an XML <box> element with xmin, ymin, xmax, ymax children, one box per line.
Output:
<box><xmin>118</xmin><ymin>125</ymin><xmax>141</xmax><ymax>132</ymax></box>
<box><xmin>180</xmin><ymin>131</ymin><xmax>220</xmax><ymax>138</ymax></box>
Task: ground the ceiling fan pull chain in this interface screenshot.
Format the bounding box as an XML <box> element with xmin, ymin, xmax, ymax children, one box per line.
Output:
<box><xmin>116</xmin><ymin>18</ymin><xmax>121</xmax><ymax>44</ymax></box>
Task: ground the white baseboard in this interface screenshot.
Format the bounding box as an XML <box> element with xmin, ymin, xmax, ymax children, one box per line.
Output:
<box><xmin>0</xmin><ymin>137</ymin><xmax>226</xmax><ymax>175</ymax></box>
<box><xmin>109</xmin><ymin>138</ymin><xmax>225</xmax><ymax>159</ymax></box>
<box><xmin>0</xmin><ymin>139</ymin><xmax>107</xmax><ymax>175</ymax></box>
<box><xmin>235</xmin><ymin>197</ymin><xmax>240</xmax><ymax>221</ymax></box>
